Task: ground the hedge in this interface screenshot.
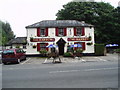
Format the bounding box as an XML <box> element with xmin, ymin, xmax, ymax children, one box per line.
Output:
<box><xmin>95</xmin><ymin>44</ymin><xmax>106</xmax><ymax>56</ymax></box>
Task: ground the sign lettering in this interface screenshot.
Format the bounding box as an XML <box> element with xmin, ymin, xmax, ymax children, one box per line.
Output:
<box><xmin>31</xmin><ymin>38</ymin><xmax>55</xmax><ymax>42</ymax></box>
<box><xmin>67</xmin><ymin>38</ymin><xmax>90</xmax><ymax>41</ymax></box>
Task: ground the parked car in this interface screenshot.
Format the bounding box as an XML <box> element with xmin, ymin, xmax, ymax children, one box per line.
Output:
<box><xmin>2</xmin><ymin>48</ymin><xmax>26</xmax><ymax>64</ymax></box>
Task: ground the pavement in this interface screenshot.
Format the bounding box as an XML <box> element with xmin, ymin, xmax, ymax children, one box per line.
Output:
<box><xmin>20</xmin><ymin>53</ymin><xmax>119</xmax><ymax>65</ymax></box>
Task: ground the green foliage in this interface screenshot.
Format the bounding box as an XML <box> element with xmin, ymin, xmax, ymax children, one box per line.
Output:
<box><xmin>39</xmin><ymin>50</ymin><xmax>47</xmax><ymax>54</ymax></box>
<box><xmin>16</xmin><ymin>46</ymin><xmax>20</xmax><ymax>48</ymax></box>
<box><xmin>95</xmin><ymin>44</ymin><xmax>105</xmax><ymax>56</ymax></box>
<box><xmin>114</xmin><ymin>48</ymin><xmax>120</xmax><ymax>53</ymax></box>
<box><xmin>0</xmin><ymin>20</ymin><xmax>15</xmax><ymax>45</ymax></box>
<box><xmin>75</xmin><ymin>48</ymin><xmax>83</xmax><ymax>53</ymax></box>
<box><xmin>64</xmin><ymin>52</ymin><xmax>74</xmax><ymax>57</ymax></box>
<box><xmin>56</xmin><ymin>2</ymin><xmax>120</xmax><ymax>45</ymax></box>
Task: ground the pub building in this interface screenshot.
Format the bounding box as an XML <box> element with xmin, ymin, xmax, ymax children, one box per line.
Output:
<box><xmin>26</xmin><ymin>20</ymin><xmax>95</xmax><ymax>55</ymax></box>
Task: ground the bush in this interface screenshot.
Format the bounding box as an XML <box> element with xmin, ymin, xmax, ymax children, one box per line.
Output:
<box><xmin>75</xmin><ymin>48</ymin><xmax>83</xmax><ymax>53</ymax></box>
<box><xmin>64</xmin><ymin>52</ymin><xmax>74</xmax><ymax>57</ymax></box>
<box><xmin>114</xmin><ymin>49</ymin><xmax>120</xmax><ymax>53</ymax></box>
<box><xmin>95</xmin><ymin>44</ymin><xmax>106</xmax><ymax>56</ymax></box>
<box><xmin>39</xmin><ymin>50</ymin><xmax>47</xmax><ymax>54</ymax></box>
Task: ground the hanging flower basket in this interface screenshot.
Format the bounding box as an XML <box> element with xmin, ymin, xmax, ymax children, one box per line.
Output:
<box><xmin>33</xmin><ymin>45</ymin><xmax>36</xmax><ymax>48</ymax></box>
<box><xmin>88</xmin><ymin>36</ymin><xmax>92</xmax><ymax>40</ymax></box>
<box><xmin>87</xmin><ymin>42</ymin><xmax>93</xmax><ymax>45</ymax></box>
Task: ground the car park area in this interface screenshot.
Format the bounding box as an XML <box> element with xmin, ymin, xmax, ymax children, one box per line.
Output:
<box><xmin>18</xmin><ymin>53</ymin><xmax>119</xmax><ymax>65</ymax></box>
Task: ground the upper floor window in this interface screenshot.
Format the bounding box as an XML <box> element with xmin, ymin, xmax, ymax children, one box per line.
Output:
<box><xmin>58</xmin><ymin>28</ymin><xmax>64</xmax><ymax>36</ymax></box>
<box><xmin>56</xmin><ymin>28</ymin><xmax>67</xmax><ymax>36</ymax></box>
<box><xmin>76</xmin><ymin>28</ymin><xmax>82</xmax><ymax>36</ymax></box>
<box><xmin>74</xmin><ymin>27</ymin><xmax>85</xmax><ymax>36</ymax></box>
<box><xmin>37</xmin><ymin>28</ymin><xmax>48</xmax><ymax>37</ymax></box>
<box><xmin>40</xmin><ymin>29</ymin><xmax>45</xmax><ymax>36</ymax></box>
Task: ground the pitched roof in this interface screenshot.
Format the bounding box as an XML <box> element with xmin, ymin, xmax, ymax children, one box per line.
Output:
<box><xmin>7</xmin><ymin>37</ymin><xmax>27</xmax><ymax>45</ymax></box>
<box><xmin>26</xmin><ymin>20</ymin><xmax>93</xmax><ymax>28</ymax></box>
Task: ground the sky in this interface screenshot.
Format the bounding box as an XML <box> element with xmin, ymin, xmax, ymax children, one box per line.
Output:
<box><xmin>0</xmin><ymin>0</ymin><xmax>119</xmax><ymax>37</ymax></box>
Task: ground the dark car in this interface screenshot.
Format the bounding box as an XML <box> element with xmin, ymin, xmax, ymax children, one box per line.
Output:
<box><xmin>2</xmin><ymin>48</ymin><xmax>26</xmax><ymax>64</ymax></box>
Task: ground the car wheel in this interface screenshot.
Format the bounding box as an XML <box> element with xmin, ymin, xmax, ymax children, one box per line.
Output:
<box><xmin>24</xmin><ymin>56</ymin><xmax>26</xmax><ymax>60</ymax></box>
<box><xmin>17</xmin><ymin>59</ymin><xmax>20</xmax><ymax>64</ymax></box>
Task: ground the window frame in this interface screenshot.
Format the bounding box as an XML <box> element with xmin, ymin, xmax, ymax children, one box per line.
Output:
<box><xmin>40</xmin><ymin>43</ymin><xmax>46</xmax><ymax>50</ymax></box>
<box><xmin>40</xmin><ymin>28</ymin><xmax>45</xmax><ymax>36</ymax></box>
<box><xmin>58</xmin><ymin>28</ymin><xmax>64</xmax><ymax>36</ymax></box>
<box><xmin>76</xmin><ymin>27</ymin><xmax>82</xmax><ymax>36</ymax></box>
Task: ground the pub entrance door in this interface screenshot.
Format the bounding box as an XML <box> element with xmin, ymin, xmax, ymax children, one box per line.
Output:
<box><xmin>56</xmin><ymin>38</ymin><xmax>66</xmax><ymax>55</ymax></box>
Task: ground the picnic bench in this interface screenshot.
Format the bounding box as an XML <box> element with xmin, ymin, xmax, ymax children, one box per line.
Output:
<box><xmin>47</xmin><ymin>48</ymin><xmax>61</xmax><ymax>63</ymax></box>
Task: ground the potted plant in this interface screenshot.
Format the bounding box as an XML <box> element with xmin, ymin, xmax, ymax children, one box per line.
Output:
<box><xmin>74</xmin><ymin>48</ymin><xmax>83</xmax><ymax>57</ymax></box>
<box><xmin>75</xmin><ymin>48</ymin><xmax>83</xmax><ymax>53</ymax></box>
<box><xmin>64</xmin><ymin>52</ymin><xmax>74</xmax><ymax>57</ymax></box>
<box><xmin>39</xmin><ymin>50</ymin><xmax>48</xmax><ymax>56</ymax></box>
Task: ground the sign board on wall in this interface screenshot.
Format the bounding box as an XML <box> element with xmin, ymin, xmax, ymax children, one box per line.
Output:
<box><xmin>31</xmin><ymin>38</ymin><xmax>55</xmax><ymax>42</ymax></box>
<box><xmin>67</xmin><ymin>38</ymin><xmax>90</xmax><ymax>41</ymax></box>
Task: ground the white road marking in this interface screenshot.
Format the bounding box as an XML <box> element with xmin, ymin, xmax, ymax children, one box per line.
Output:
<box><xmin>20</xmin><ymin>58</ymin><xmax>31</xmax><ymax>65</ymax></box>
<box><xmin>81</xmin><ymin>59</ymin><xmax>86</xmax><ymax>62</ymax></box>
<box><xmin>94</xmin><ymin>57</ymin><xmax>107</xmax><ymax>61</ymax></box>
<box><xmin>43</xmin><ymin>58</ymin><xmax>48</xmax><ymax>64</ymax></box>
<box><xmin>49</xmin><ymin>67</ymin><xmax>118</xmax><ymax>74</ymax></box>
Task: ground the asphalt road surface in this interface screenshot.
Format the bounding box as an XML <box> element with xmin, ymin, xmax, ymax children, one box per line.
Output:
<box><xmin>2</xmin><ymin>56</ymin><xmax>119</xmax><ymax>88</ymax></box>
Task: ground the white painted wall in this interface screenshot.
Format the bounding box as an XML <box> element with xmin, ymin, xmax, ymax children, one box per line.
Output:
<box><xmin>84</xmin><ymin>27</ymin><xmax>95</xmax><ymax>53</ymax></box>
<box><xmin>26</xmin><ymin>27</ymin><xmax>95</xmax><ymax>55</ymax></box>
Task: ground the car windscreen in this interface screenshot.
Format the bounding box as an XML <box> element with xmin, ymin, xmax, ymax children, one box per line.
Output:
<box><xmin>3</xmin><ymin>50</ymin><xmax>14</xmax><ymax>55</ymax></box>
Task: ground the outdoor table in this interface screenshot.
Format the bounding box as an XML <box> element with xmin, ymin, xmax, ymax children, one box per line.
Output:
<box><xmin>47</xmin><ymin>52</ymin><xmax>61</xmax><ymax>63</ymax></box>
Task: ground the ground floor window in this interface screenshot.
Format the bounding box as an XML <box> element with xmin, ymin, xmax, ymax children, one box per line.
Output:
<box><xmin>67</xmin><ymin>45</ymin><xmax>74</xmax><ymax>52</ymax></box>
<box><xmin>40</xmin><ymin>43</ymin><xmax>46</xmax><ymax>50</ymax></box>
<box><xmin>23</xmin><ymin>45</ymin><xmax>26</xmax><ymax>49</ymax></box>
<box><xmin>74</xmin><ymin>42</ymin><xmax>85</xmax><ymax>50</ymax></box>
<box><xmin>37</xmin><ymin>43</ymin><xmax>48</xmax><ymax>51</ymax></box>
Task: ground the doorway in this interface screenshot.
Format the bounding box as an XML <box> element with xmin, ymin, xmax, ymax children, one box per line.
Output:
<box><xmin>56</xmin><ymin>38</ymin><xmax>66</xmax><ymax>55</ymax></box>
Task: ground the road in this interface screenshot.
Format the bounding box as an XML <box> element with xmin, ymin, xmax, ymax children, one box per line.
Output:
<box><xmin>2</xmin><ymin>55</ymin><xmax>119</xmax><ymax>88</ymax></box>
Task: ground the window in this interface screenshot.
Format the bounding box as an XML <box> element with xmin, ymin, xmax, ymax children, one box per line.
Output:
<box><xmin>37</xmin><ymin>43</ymin><xmax>48</xmax><ymax>51</ymax></box>
<box><xmin>56</xmin><ymin>28</ymin><xmax>66</xmax><ymax>36</ymax></box>
<box><xmin>16</xmin><ymin>49</ymin><xmax>21</xmax><ymax>53</ymax></box>
<box><xmin>40</xmin><ymin>43</ymin><xmax>46</xmax><ymax>50</ymax></box>
<box><xmin>58</xmin><ymin>28</ymin><xmax>64</xmax><ymax>36</ymax></box>
<box><xmin>76</xmin><ymin>28</ymin><xmax>82</xmax><ymax>36</ymax></box>
<box><xmin>23</xmin><ymin>45</ymin><xmax>26</xmax><ymax>49</ymax></box>
<box><xmin>3</xmin><ymin>50</ymin><xmax>14</xmax><ymax>55</ymax></box>
<box><xmin>37</xmin><ymin>28</ymin><xmax>48</xmax><ymax>37</ymax></box>
<box><xmin>40</xmin><ymin>29</ymin><xmax>45</xmax><ymax>36</ymax></box>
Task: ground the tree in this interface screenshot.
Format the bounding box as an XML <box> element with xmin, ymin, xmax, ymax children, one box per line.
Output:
<box><xmin>0</xmin><ymin>20</ymin><xmax>15</xmax><ymax>45</ymax></box>
<box><xmin>56</xmin><ymin>2</ymin><xmax>120</xmax><ymax>45</ymax></box>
